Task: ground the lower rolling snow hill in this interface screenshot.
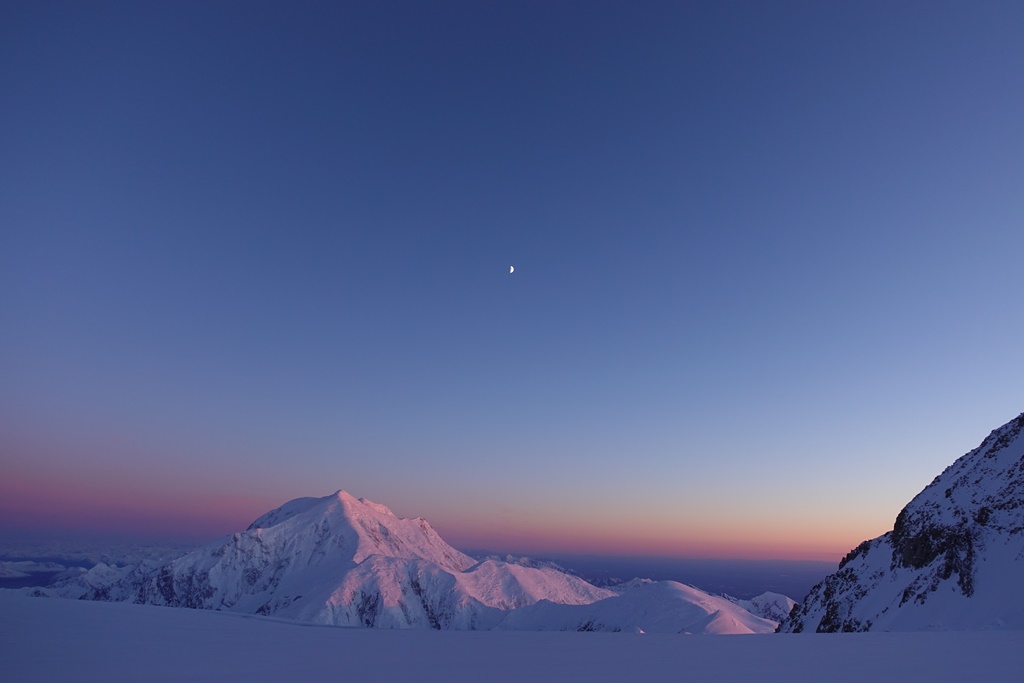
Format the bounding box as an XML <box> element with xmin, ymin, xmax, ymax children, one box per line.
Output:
<box><xmin>500</xmin><ymin>579</ymin><xmax>776</xmax><ymax>634</ymax></box>
<box><xmin>780</xmin><ymin>411</ymin><xmax>1024</xmax><ymax>632</ymax></box>
<box><xmin>33</xmin><ymin>490</ymin><xmax>780</xmax><ymax>633</ymax></box>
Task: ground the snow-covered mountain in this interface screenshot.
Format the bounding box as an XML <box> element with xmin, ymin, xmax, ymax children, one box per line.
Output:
<box><xmin>499</xmin><ymin>579</ymin><xmax>778</xmax><ymax>634</ymax></box>
<box><xmin>49</xmin><ymin>490</ymin><xmax>612</xmax><ymax>629</ymax></box>
<box><xmin>36</xmin><ymin>489</ymin><xmax>780</xmax><ymax>633</ymax></box>
<box><xmin>780</xmin><ymin>411</ymin><xmax>1024</xmax><ymax>632</ymax></box>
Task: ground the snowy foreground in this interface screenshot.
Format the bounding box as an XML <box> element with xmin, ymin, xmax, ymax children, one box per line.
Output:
<box><xmin>3</xmin><ymin>593</ymin><xmax>1021</xmax><ymax>683</ymax></box>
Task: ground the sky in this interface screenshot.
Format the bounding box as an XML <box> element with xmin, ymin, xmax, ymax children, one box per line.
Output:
<box><xmin>2</xmin><ymin>1</ymin><xmax>1023</xmax><ymax>562</ymax></box>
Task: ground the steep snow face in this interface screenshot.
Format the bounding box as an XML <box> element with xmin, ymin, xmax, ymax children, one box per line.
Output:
<box><xmin>498</xmin><ymin>580</ymin><xmax>778</xmax><ymax>634</ymax></box>
<box><xmin>245</xmin><ymin>490</ymin><xmax>477</xmax><ymax>571</ymax></box>
<box><xmin>780</xmin><ymin>412</ymin><xmax>1024</xmax><ymax>632</ymax></box>
<box><xmin>313</xmin><ymin>556</ymin><xmax>496</xmax><ymax>630</ymax></box>
<box><xmin>307</xmin><ymin>558</ymin><xmax>616</xmax><ymax>630</ymax></box>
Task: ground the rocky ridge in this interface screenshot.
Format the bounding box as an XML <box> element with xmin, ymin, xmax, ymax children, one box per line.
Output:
<box><xmin>780</xmin><ymin>412</ymin><xmax>1024</xmax><ymax>632</ymax></box>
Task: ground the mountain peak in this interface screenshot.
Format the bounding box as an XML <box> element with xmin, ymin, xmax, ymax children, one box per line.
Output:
<box><xmin>337</xmin><ymin>490</ymin><xmax>397</xmax><ymax>518</ymax></box>
<box><xmin>248</xmin><ymin>490</ymin><xmax>399</xmax><ymax>530</ymax></box>
<box><xmin>243</xmin><ymin>489</ymin><xmax>476</xmax><ymax>572</ymax></box>
<box><xmin>780</xmin><ymin>411</ymin><xmax>1024</xmax><ymax>632</ymax></box>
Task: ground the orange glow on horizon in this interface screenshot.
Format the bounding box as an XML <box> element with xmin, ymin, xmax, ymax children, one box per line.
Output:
<box><xmin>429</xmin><ymin>507</ymin><xmax>887</xmax><ymax>563</ymax></box>
<box><xmin>434</xmin><ymin>521</ymin><xmax>868</xmax><ymax>563</ymax></box>
<box><xmin>1</xmin><ymin>467</ymin><xmax>890</xmax><ymax>562</ymax></box>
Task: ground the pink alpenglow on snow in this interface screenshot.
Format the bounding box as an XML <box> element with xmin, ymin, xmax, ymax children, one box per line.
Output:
<box><xmin>32</xmin><ymin>490</ymin><xmax>779</xmax><ymax>634</ymax></box>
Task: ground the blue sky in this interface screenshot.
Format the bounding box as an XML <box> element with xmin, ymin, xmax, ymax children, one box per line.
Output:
<box><xmin>2</xmin><ymin>1</ymin><xmax>1023</xmax><ymax>558</ymax></box>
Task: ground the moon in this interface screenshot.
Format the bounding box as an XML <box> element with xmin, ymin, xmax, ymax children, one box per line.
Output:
<box><xmin>509</xmin><ymin>265</ymin><xmax>514</xmax><ymax>274</ymax></box>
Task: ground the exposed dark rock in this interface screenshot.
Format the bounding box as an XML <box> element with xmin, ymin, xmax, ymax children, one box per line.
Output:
<box><xmin>778</xmin><ymin>411</ymin><xmax>1024</xmax><ymax>632</ymax></box>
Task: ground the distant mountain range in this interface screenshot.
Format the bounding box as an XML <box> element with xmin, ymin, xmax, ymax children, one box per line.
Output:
<box><xmin>779</xmin><ymin>411</ymin><xmax>1024</xmax><ymax>632</ymax></box>
<box><xmin>37</xmin><ymin>490</ymin><xmax>779</xmax><ymax>633</ymax></box>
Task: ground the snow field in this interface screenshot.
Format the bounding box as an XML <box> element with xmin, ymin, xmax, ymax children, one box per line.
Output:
<box><xmin>3</xmin><ymin>592</ymin><xmax>1022</xmax><ymax>683</ymax></box>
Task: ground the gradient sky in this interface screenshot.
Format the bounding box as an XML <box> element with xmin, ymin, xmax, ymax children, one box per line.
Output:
<box><xmin>2</xmin><ymin>1</ymin><xmax>1023</xmax><ymax>562</ymax></box>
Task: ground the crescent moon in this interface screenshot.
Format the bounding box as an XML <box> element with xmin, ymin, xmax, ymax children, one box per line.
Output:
<box><xmin>509</xmin><ymin>265</ymin><xmax>514</xmax><ymax>274</ymax></box>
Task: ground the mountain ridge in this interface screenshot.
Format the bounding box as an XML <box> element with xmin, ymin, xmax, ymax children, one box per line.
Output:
<box><xmin>780</xmin><ymin>411</ymin><xmax>1024</xmax><ymax>632</ymax></box>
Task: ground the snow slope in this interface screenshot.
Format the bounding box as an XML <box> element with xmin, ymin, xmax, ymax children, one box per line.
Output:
<box><xmin>3</xmin><ymin>591</ymin><xmax>1021</xmax><ymax>683</ymax></box>
<box><xmin>781</xmin><ymin>412</ymin><xmax>1024</xmax><ymax>632</ymax></box>
<box><xmin>732</xmin><ymin>591</ymin><xmax>798</xmax><ymax>623</ymax></box>
<box><xmin>499</xmin><ymin>580</ymin><xmax>778</xmax><ymax>634</ymax></box>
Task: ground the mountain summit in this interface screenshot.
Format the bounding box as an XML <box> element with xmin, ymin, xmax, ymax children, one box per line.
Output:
<box><xmin>243</xmin><ymin>489</ymin><xmax>476</xmax><ymax>572</ymax></box>
<box><xmin>780</xmin><ymin>412</ymin><xmax>1024</xmax><ymax>632</ymax></box>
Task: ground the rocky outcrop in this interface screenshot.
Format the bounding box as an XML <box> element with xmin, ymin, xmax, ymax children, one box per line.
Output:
<box><xmin>780</xmin><ymin>412</ymin><xmax>1024</xmax><ymax>632</ymax></box>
